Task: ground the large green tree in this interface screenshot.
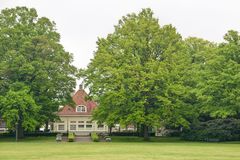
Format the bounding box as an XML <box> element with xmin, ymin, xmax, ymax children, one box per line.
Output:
<box><xmin>197</xmin><ymin>30</ymin><xmax>240</xmax><ymax>119</ymax></box>
<box><xmin>82</xmin><ymin>8</ymin><xmax>196</xmax><ymax>139</ymax></box>
<box><xmin>0</xmin><ymin>7</ymin><xmax>77</xmax><ymax>138</ymax></box>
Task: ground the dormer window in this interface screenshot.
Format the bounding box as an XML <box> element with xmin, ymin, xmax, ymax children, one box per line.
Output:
<box><xmin>76</xmin><ymin>105</ymin><xmax>86</xmax><ymax>112</ymax></box>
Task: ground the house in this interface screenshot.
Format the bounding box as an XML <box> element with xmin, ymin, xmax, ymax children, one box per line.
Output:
<box><xmin>53</xmin><ymin>85</ymin><xmax>108</xmax><ymax>135</ymax></box>
<box><xmin>0</xmin><ymin>115</ymin><xmax>7</xmax><ymax>133</ymax></box>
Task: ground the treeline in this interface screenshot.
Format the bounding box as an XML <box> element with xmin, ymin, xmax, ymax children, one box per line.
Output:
<box><xmin>81</xmin><ymin>8</ymin><xmax>240</xmax><ymax>140</ymax></box>
<box><xmin>0</xmin><ymin>7</ymin><xmax>239</xmax><ymax>141</ymax></box>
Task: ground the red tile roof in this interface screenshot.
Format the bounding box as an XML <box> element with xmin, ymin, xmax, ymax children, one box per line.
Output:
<box><xmin>58</xmin><ymin>89</ymin><xmax>97</xmax><ymax>116</ymax></box>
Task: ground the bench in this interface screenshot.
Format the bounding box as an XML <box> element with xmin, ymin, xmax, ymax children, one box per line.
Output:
<box><xmin>56</xmin><ymin>133</ymin><xmax>62</xmax><ymax>142</ymax></box>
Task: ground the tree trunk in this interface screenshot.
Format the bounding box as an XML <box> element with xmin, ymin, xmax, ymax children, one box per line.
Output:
<box><xmin>143</xmin><ymin>125</ymin><xmax>149</xmax><ymax>141</ymax></box>
<box><xmin>15</xmin><ymin>123</ymin><xmax>18</xmax><ymax>142</ymax></box>
<box><xmin>136</xmin><ymin>124</ymin><xmax>140</xmax><ymax>136</ymax></box>
<box><xmin>17</xmin><ymin>121</ymin><xmax>24</xmax><ymax>139</ymax></box>
<box><xmin>109</xmin><ymin>126</ymin><xmax>112</xmax><ymax>136</ymax></box>
<box><xmin>18</xmin><ymin>113</ymin><xmax>24</xmax><ymax>139</ymax></box>
<box><xmin>44</xmin><ymin>121</ymin><xmax>49</xmax><ymax>132</ymax></box>
<box><xmin>136</xmin><ymin>124</ymin><xmax>139</xmax><ymax>136</ymax></box>
<box><xmin>139</xmin><ymin>124</ymin><xmax>145</xmax><ymax>137</ymax></box>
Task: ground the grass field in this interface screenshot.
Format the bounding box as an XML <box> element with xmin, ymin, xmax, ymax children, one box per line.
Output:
<box><xmin>0</xmin><ymin>136</ymin><xmax>240</xmax><ymax>160</ymax></box>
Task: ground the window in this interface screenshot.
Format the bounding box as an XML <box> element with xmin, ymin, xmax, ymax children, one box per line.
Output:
<box><xmin>76</xmin><ymin>105</ymin><xmax>87</xmax><ymax>112</ymax></box>
<box><xmin>86</xmin><ymin>121</ymin><xmax>92</xmax><ymax>124</ymax></box>
<box><xmin>86</xmin><ymin>125</ymin><xmax>92</xmax><ymax>128</ymax></box>
<box><xmin>70</xmin><ymin>125</ymin><xmax>76</xmax><ymax>130</ymax></box>
<box><xmin>78</xmin><ymin>121</ymin><xmax>84</xmax><ymax>123</ymax></box>
<box><xmin>98</xmin><ymin>124</ymin><xmax>104</xmax><ymax>128</ymax></box>
<box><xmin>58</xmin><ymin>125</ymin><xmax>64</xmax><ymax>131</ymax></box>
<box><xmin>70</xmin><ymin>121</ymin><xmax>76</xmax><ymax>123</ymax></box>
<box><xmin>78</xmin><ymin>125</ymin><xmax>84</xmax><ymax>129</ymax></box>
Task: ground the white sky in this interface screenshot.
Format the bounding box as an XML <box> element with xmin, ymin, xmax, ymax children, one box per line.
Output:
<box><xmin>1</xmin><ymin>0</ymin><xmax>240</xmax><ymax>70</ymax></box>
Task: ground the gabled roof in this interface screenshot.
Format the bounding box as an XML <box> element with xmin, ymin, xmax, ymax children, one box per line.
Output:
<box><xmin>58</xmin><ymin>89</ymin><xmax>97</xmax><ymax>116</ymax></box>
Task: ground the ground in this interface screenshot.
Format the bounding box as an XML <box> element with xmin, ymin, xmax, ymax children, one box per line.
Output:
<box><xmin>0</xmin><ymin>136</ymin><xmax>240</xmax><ymax>160</ymax></box>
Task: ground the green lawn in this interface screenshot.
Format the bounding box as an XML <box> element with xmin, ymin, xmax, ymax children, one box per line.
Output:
<box><xmin>0</xmin><ymin>136</ymin><xmax>240</xmax><ymax>160</ymax></box>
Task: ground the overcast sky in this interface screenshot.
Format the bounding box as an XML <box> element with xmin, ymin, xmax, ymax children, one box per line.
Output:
<box><xmin>1</xmin><ymin>0</ymin><xmax>240</xmax><ymax>69</ymax></box>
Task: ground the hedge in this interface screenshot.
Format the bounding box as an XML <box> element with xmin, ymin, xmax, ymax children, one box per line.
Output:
<box><xmin>0</xmin><ymin>132</ymin><xmax>57</xmax><ymax>137</ymax></box>
<box><xmin>111</xmin><ymin>131</ymin><xmax>155</xmax><ymax>137</ymax></box>
<box><xmin>181</xmin><ymin>118</ymin><xmax>240</xmax><ymax>141</ymax></box>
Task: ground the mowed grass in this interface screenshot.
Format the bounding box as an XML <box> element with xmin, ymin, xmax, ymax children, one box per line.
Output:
<box><xmin>0</xmin><ymin>136</ymin><xmax>240</xmax><ymax>160</ymax></box>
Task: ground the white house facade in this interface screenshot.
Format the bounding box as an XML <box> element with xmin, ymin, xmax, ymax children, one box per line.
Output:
<box><xmin>53</xmin><ymin>87</ymin><xmax>108</xmax><ymax>135</ymax></box>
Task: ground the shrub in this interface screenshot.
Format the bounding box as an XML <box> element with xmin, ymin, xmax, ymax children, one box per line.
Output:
<box><xmin>181</xmin><ymin>118</ymin><xmax>240</xmax><ymax>141</ymax></box>
<box><xmin>91</xmin><ymin>132</ymin><xmax>99</xmax><ymax>142</ymax></box>
<box><xmin>68</xmin><ymin>132</ymin><xmax>75</xmax><ymax>142</ymax></box>
<box><xmin>25</xmin><ymin>132</ymin><xmax>57</xmax><ymax>137</ymax></box>
<box><xmin>110</xmin><ymin>131</ymin><xmax>155</xmax><ymax>137</ymax></box>
<box><xmin>0</xmin><ymin>132</ymin><xmax>15</xmax><ymax>137</ymax></box>
<box><xmin>0</xmin><ymin>132</ymin><xmax>57</xmax><ymax>138</ymax></box>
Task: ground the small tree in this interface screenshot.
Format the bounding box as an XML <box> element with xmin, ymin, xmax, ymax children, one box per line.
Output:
<box><xmin>0</xmin><ymin>83</ymin><xmax>39</xmax><ymax>140</ymax></box>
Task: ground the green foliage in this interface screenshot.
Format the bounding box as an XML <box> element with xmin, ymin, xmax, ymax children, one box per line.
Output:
<box><xmin>181</xmin><ymin>118</ymin><xmax>240</xmax><ymax>141</ymax></box>
<box><xmin>91</xmin><ymin>132</ymin><xmax>100</xmax><ymax>142</ymax></box>
<box><xmin>68</xmin><ymin>132</ymin><xmax>75</xmax><ymax>142</ymax></box>
<box><xmin>196</xmin><ymin>30</ymin><xmax>240</xmax><ymax>119</ymax></box>
<box><xmin>0</xmin><ymin>132</ymin><xmax>57</xmax><ymax>138</ymax></box>
<box><xmin>1</xmin><ymin>6</ymin><xmax>239</xmax><ymax>142</ymax></box>
<box><xmin>0</xmin><ymin>7</ymin><xmax>77</xmax><ymax>133</ymax></box>
<box><xmin>82</xmin><ymin>8</ymin><xmax>196</xmax><ymax>138</ymax></box>
<box><xmin>0</xmin><ymin>84</ymin><xmax>39</xmax><ymax>131</ymax></box>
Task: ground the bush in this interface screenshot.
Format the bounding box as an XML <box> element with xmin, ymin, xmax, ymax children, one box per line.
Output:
<box><xmin>0</xmin><ymin>132</ymin><xmax>57</xmax><ymax>138</ymax></box>
<box><xmin>181</xmin><ymin>118</ymin><xmax>240</xmax><ymax>141</ymax></box>
<box><xmin>111</xmin><ymin>131</ymin><xmax>155</xmax><ymax>137</ymax></box>
<box><xmin>111</xmin><ymin>131</ymin><xmax>138</xmax><ymax>136</ymax></box>
<box><xmin>25</xmin><ymin>132</ymin><xmax>57</xmax><ymax>137</ymax></box>
<box><xmin>91</xmin><ymin>132</ymin><xmax>99</xmax><ymax>142</ymax></box>
<box><xmin>0</xmin><ymin>132</ymin><xmax>14</xmax><ymax>137</ymax></box>
<box><xmin>68</xmin><ymin>132</ymin><xmax>75</xmax><ymax>142</ymax></box>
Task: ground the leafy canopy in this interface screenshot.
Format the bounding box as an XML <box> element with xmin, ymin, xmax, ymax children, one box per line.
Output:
<box><xmin>0</xmin><ymin>7</ymin><xmax>77</xmax><ymax>132</ymax></box>
<box><xmin>82</xmin><ymin>8</ymin><xmax>196</xmax><ymax>132</ymax></box>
